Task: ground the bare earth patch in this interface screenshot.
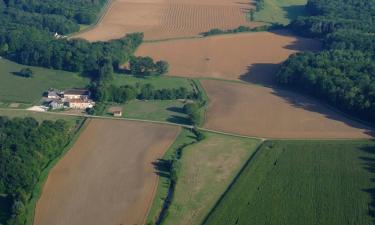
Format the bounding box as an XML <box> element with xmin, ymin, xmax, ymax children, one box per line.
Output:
<box><xmin>34</xmin><ymin>119</ymin><xmax>179</xmax><ymax>225</ymax></box>
<box><xmin>201</xmin><ymin>79</ymin><xmax>374</xmax><ymax>139</ymax></box>
<box><xmin>74</xmin><ymin>0</ymin><xmax>259</xmax><ymax>41</ymax></box>
<box><xmin>136</xmin><ymin>30</ymin><xmax>321</xmax><ymax>84</ymax></box>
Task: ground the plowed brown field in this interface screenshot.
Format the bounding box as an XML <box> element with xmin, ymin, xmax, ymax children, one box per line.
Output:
<box><xmin>201</xmin><ymin>79</ymin><xmax>374</xmax><ymax>139</ymax></box>
<box><xmin>136</xmin><ymin>31</ymin><xmax>321</xmax><ymax>85</ymax></box>
<box><xmin>34</xmin><ymin>119</ymin><xmax>179</xmax><ymax>225</ymax></box>
<box><xmin>75</xmin><ymin>0</ymin><xmax>259</xmax><ymax>41</ymax></box>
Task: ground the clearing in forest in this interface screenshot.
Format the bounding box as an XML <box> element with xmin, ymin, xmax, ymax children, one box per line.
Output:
<box><xmin>201</xmin><ymin>79</ymin><xmax>374</xmax><ymax>139</ymax></box>
<box><xmin>74</xmin><ymin>0</ymin><xmax>260</xmax><ymax>41</ymax></box>
<box><xmin>203</xmin><ymin>140</ymin><xmax>375</xmax><ymax>225</ymax></box>
<box><xmin>136</xmin><ymin>30</ymin><xmax>321</xmax><ymax>85</ymax></box>
<box><xmin>34</xmin><ymin>119</ymin><xmax>179</xmax><ymax>225</ymax></box>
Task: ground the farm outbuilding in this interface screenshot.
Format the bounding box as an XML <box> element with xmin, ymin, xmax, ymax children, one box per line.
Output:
<box><xmin>113</xmin><ymin>110</ymin><xmax>122</xmax><ymax>117</ymax></box>
<box><xmin>63</xmin><ymin>89</ymin><xmax>90</xmax><ymax>100</ymax></box>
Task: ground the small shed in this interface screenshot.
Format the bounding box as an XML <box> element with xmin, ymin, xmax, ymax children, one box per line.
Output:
<box><xmin>108</xmin><ymin>106</ymin><xmax>123</xmax><ymax>117</ymax></box>
<box><xmin>113</xmin><ymin>110</ymin><xmax>122</xmax><ymax>117</ymax></box>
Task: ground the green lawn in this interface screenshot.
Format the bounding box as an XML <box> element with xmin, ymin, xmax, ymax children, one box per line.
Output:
<box><xmin>254</xmin><ymin>0</ymin><xmax>308</xmax><ymax>25</ymax></box>
<box><xmin>160</xmin><ymin>132</ymin><xmax>261</xmax><ymax>225</ymax></box>
<box><xmin>0</xmin><ymin>58</ymin><xmax>89</xmax><ymax>104</ymax></box>
<box><xmin>112</xmin><ymin>74</ymin><xmax>194</xmax><ymax>91</ymax></box>
<box><xmin>203</xmin><ymin>140</ymin><xmax>375</xmax><ymax>225</ymax></box>
<box><xmin>115</xmin><ymin>100</ymin><xmax>191</xmax><ymax>124</ymax></box>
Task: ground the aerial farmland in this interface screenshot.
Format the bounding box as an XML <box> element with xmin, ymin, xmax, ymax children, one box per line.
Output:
<box><xmin>0</xmin><ymin>0</ymin><xmax>374</xmax><ymax>225</ymax></box>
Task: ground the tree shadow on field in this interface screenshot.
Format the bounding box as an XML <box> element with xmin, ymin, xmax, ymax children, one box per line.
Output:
<box><xmin>359</xmin><ymin>142</ymin><xmax>375</xmax><ymax>223</ymax></box>
<box><xmin>152</xmin><ymin>159</ymin><xmax>172</xmax><ymax>179</ymax></box>
<box><xmin>268</xmin><ymin>29</ymin><xmax>323</xmax><ymax>52</ymax></box>
<box><xmin>269</xmin><ymin>87</ymin><xmax>375</xmax><ymax>137</ymax></box>
<box><xmin>239</xmin><ymin>63</ymin><xmax>280</xmax><ymax>87</ymax></box>
<box><xmin>167</xmin><ymin>115</ymin><xmax>191</xmax><ymax>125</ymax></box>
<box><xmin>166</xmin><ymin>106</ymin><xmax>184</xmax><ymax>114</ymax></box>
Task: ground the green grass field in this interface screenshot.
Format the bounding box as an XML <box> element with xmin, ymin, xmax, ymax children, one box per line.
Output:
<box><xmin>112</xmin><ymin>74</ymin><xmax>194</xmax><ymax>91</ymax></box>
<box><xmin>254</xmin><ymin>0</ymin><xmax>308</xmax><ymax>25</ymax></box>
<box><xmin>160</xmin><ymin>132</ymin><xmax>261</xmax><ymax>225</ymax></box>
<box><xmin>108</xmin><ymin>100</ymin><xmax>191</xmax><ymax>124</ymax></box>
<box><xmin>0</xmin><ymin>59</ymin><xmax>89</xmax><ymax>104</ymax></box>
<box><xmin>203</xmin><ymin>140</ymin><xmax>375</xmax><ymax>225</ymax></box>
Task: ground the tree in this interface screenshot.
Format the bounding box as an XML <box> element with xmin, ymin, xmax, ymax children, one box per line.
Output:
<box><xmin>183</xmin><ymin>103</ymin><xmax>203</xmax><ymax>125</ymax></box>
<box><xmin>129</xmin><ymin>56</ymin><xmax>155</xmax><ymax>76</ymax></box>
<box><xmin>16</xmin><ymin>68</ymin><xmax>33</xmax><ymax>78</ymax></box>
<box><xmin>97</xmin><ymin>57</ymin><xmax>114</xmax><ymax>83</ymax></box>
<box><xmin>155</xmin><ymin>60</ymin><xmax>169</xmax><ymax>75</ymax></box>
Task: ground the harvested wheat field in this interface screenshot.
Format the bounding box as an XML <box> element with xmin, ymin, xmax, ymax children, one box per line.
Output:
<box><xmin>136</xmin><ymin>30</ymin><xmax>321</xmax><ymax>85</ymax></box>
<box><xmin>75</xmin><ymin>0</ymin><xmax>259</xmax><ymax>41</ymax></box>
<box><xmin>201</xmin><ymin>79</ymin><xmax>374</xmax><ymax>139</ymax></box>
<box><xmin>34</xmin><ymin>119</ymin><xmax>179</xmax><ymax>225</ymax></box>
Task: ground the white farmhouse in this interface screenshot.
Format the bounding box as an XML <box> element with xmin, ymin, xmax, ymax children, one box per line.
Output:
<box><xmin>67</xmin><ymin>99</ymin><xmax>95</xmax><ymax>109</ymax></box>
<box><xmin>63</xmin><ymin>89</ymin><xmax>90</xmax><ymax>100</ymax></box>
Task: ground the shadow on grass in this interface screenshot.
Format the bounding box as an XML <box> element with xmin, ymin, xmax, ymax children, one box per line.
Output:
<box><xmin>152</xmin><ymin>159</ymin><xmax>172</xmax><ymax>179</ymax></box>
<box><xmin>0</xmin><ymin>195</ymin><xmax>12</xmax><ymax>224</ymax></box>
<box><xmin>281</xmin><ymin>5</ymin><xmax>307</xmax><ymax>22</ymax></box>
<box><xmin>166</xmin><ymin>106</ymin><xmax>185</xmax><ymax>114</ymax></box>
<box><xmin>167</xmin><ymin>115</ymin><xmax>191</xmax><ymax>125</ymax></box>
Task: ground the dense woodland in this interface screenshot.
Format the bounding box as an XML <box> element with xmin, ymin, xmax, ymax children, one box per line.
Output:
<box><xmin>277</xmin><ymin>0</ymin><xmax>375</xmax><ymax>123</ymax></box>
<box><xmin>0</xmin><ymin>0</ymin><xmax>143</xmax><ymax>81</ymax></box>
<box><xmin>0</xmin><ymin>117</ymin><xmax>76</xmax><ymax>225</ymax></box>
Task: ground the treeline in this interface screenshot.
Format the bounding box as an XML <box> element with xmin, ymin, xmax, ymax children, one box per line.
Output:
<box><xmin>0</xmin><ymin>117</ymin><xmax>75</xmax><ymax>225</ymax></box>
<box><xmin>0</xmin><ymin>25</ymin><xmax>143</xmax><ymax>76</ymax></box>
<box><xmin>1</xmin><ymin>0</ymin><xmax>107</xmax><ymax>34</ymax></box>
<box><xmin>88</xmin><ymin>82</ymin><xmax>197</xmax><ymax>115</ymax></box>
<box><xmin>129</xmin><ymin>56</ymin><xmax>169</xmax><ymax>76</ymax></box>
<box><xmin>104</xmin><ymin>84</ymin><xmax>196</xmax><ymax>103</ymax></box>
<box><xmin>201</xmin><ymin>25</ymin><xmax>271</xmax><ymax>36</ymax></box>
<box><xmin>277</xmin><ymin>0</ymin><xmax>375</xmax><ymax>123</ymax></box>
<box><xmin>0</xmin><ymin>0</ymin><xmax>144</xmax><ymax>81</ymax></box>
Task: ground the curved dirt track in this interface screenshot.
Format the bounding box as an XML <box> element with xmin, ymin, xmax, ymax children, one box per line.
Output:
<box><xmin>34</xmin><ymin>119</ymin><xmax>179</xmax><ymax>225</ymax></box>
<box><xmin>136</xmin><ymin>30</ymin><xmax>321</xmax><ymax>84</ymax></box>
<box><xmin>201</xmin><ymin>79</ymin><xmax>374</xmax><ymax>139</ymax></box>
<box><xmin>74</xmin><ymin>0</ymin><xmax>259</xmax><ymax>41</ymax></box>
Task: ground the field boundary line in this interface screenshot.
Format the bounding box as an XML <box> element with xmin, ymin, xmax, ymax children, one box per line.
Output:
<box><xmin>199</xmin><ymin>140</ymin><xmax>266</xmax><ymax>225</ymax></box>
<box><xmin>1</xmin><ymin>108</ymin><xmax>373</xmax><ymax>140</ymax></box>
<box><xmin>142</xmin><ymin>127</ymin><xmax>182</xmax><ymax>225</ymax></box>
<box><xmin>29</xmin><ymin>118</ymin><xmax>89</xmax><ymax>225</ymax></box>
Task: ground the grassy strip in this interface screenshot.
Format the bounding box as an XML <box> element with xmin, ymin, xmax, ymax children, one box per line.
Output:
<box><xmin>160</xmin><ymin>132</ymin><xmax>262</xmax><ymax>225</ymax></box>
<box><xmin>21</xmin><ymin>118</ymin><xmax>89</xmax><ymax>225</ymax></box>
<box><xmin>112</xmin><ymin>75</ymin><xmax>194</xmax><ymax>92</ymax></box>
<box><xmin>253</xmin><ymin>0</ymin><xmax>308</xmax><ymax>25</ymax></box>
<box><xmin>146</xmin><ymin>128</ymin><xmax>198</xmax><ymax>225</ymax></box>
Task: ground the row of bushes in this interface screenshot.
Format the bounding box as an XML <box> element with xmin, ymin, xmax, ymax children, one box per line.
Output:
<box><xmin>201</xmin><ymin>24</ymin><xmax>282</xmax><ymax>37</ymax></box>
